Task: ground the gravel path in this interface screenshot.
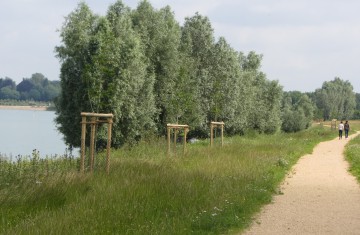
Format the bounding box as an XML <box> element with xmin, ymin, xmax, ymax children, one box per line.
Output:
<box><xmin>243</xmin><ymin>132</ymin><xmax>360</xmax><ymax>235</ymax></box>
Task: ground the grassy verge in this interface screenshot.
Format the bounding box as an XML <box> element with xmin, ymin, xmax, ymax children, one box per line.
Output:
<box><xmin>1</xmin><ymin>126</ymin><xmax>336</xmax><ymax>234</ymax></box>
<box><xmin>344</xmin><ymin>120</ymin><xmax>360</xmax><ymax>182</ymax></box>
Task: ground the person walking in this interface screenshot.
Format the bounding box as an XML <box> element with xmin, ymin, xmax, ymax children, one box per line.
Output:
<box><xmin>344</xmin><ymin>120</ymin><xmax>350</xmax><ymax>139</ymax></box>
<box><xmin>339</xmin><ymin>121</ymin><xmax>344</xmax><ymax>139</ymax></box>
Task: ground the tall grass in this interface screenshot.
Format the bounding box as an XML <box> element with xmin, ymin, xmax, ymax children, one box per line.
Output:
<box><xmin>344</xmin><ymin>120</ymin><xmax>360</xmax><ymax>182</ymax></box>
<box><xmin>0</xmin><ymin>125</ymin><xmax>336</xmax><ymax>234</ymax></box>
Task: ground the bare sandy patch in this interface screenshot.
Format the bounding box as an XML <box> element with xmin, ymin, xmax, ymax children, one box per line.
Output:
<box><xmin>0</xmin><ymin>105</ymin><xmax>48</xmax><ymax>111</ymax></box>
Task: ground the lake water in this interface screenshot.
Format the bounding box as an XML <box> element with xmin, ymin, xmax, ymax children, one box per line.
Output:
<box><xmin>0</xmin><ymin>109</ymin><xmax>73</xmax><ymax>158</ymax></box>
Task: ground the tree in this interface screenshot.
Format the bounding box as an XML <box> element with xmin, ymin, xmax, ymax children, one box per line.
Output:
<box><xmin>55</xmin><ymin>1</ymin><xmax>157</xmax><ymax>148</ymax></box>
<box><xmin>131</xmin><ymin>1</ymin><xmax>182</xmax><ymax>133</ymax></box>
<box><xmin>0</xmin><ymin>86</ymin><xmax>20</xmax><ymax>100</ymax></box>
<box><xmin>314</xmin><ymin>77</ymin><xmax>356</xmax><ymax>120</ymax></box>
<box><xmin>55</xmin><ymin>2</ymin><xmax>99</xmax><ymax>147</ymax></box>
<box><xmin>281</xmin><ymin>91</ymin><xmax>314</xmax><ymax>132</ymax></box>
<box><xmin>180</xmin><ymin>13</ymin><xmax>216</xmax><ymax>135</ymax></box>
<box><xmin>0</xmin><ymin>77</ymin><xmax>16</xmax><ymax>89</ymax></box>
<box><xmin>54</xmin><ymin>1</ymin><xmax>288</xmax><ymax>147</ymax></box>
<box><xmin>241</xmin><ymin>52</ymin><xmax>282</xmax><ymax>134</ymax></box>
<box><xmin>208</xmin><ymin>37</ymin><xmax>241</xmax><ymax>128</ymax></box>
<box><xmin>353</xmin><ymin>93</ymin><xmax>360</xmax><ymax>119</ymax></box>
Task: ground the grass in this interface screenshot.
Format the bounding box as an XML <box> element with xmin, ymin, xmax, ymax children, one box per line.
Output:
<box><xmin>0</xmin><ymin>125</ymin><xmax>338</xmax><ymax>234</ymax></box>
<box><xmin>344</xmin><ymin>120</ymin><xmax>360</xmax><ymax>182</ymax></box>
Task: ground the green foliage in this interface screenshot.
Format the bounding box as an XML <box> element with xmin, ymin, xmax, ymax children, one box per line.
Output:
<box><xmin>281</xmin><ymin>91</ymin><xmax>314</xmax><ymax>132</ymax></box>
<box><xmin>55</xmin><ymin>1</ymin><xmax>288</xmax><ymax>148</ymax></box>
<box><xmin>0</xmin><ymin>74</ymin><xmax>60</xmax><ymax>102</ymax></box>
<box><xmin>353</xmin><ymin>93</ymin><xmax>360</xmax><ymax>119</ymax></box>
<box><xmin>0</xmin><ymin>126</ymin><xmax>335</xmax><ymax>234</ymax></box>
<box><xmin>0</xmin><ymin>86</ymin><xmax>20</xmax><ymax>100</ymax></box>
<box><xmin>313</xmin><ymin>77</ymin><xmax>356</xmax><ymax>120</ymax></box>
<box><xmin>55</xmin><ymin>2</ymin><xmax>157</xmax><ymax>148</ymax></box>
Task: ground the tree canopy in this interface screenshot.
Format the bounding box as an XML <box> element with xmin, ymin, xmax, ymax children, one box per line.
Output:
<box><xmin>55</xmin><ymin>0</ymin><xmax>358</xmax><ymax>148</ymax></box>
<box><xmin>55</xmin><ymin>0</ymin><xmax>286</xmax><ymax>148</ymax></box>
<box><xmin>0</xmin><ymin>74</ymin><xmax>60</xmax><ymax>102</ymax></box>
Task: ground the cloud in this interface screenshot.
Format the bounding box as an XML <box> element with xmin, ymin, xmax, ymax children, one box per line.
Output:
<box><xmin>1</xmin><ymin>0</ymin><xmax>360</xmax><ymax>92</ymax></box>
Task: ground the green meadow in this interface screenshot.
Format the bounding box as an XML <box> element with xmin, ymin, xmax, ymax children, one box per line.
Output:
<box><xmin>2</xmin><ymin>124</ymin><xmax>357</xmax><ymax>234</ymax></box>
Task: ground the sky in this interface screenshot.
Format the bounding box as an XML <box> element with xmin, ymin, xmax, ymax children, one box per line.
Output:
<box><xmin>0</xmin><ymin>0</ymin><xmax>359</xmax><ymax>93</ymax></box>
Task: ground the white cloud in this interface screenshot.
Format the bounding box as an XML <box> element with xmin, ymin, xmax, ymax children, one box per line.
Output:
<box><xmin>0</xmin><ymin>0</ymin><xmax>360</xmax><ymax>92</ymax></box>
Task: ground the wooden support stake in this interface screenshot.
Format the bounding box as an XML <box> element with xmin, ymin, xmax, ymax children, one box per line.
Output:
<box><xmin>184</xmin><ymin>127</ymin><xmax>188</xmax><ymax>154</ymax></box>
<box><xmin>173</xmin><ymin>129</ymin><xmax>177</xmax><ymax>156</ymax></box>
<box><xmin>81</xmin><ymin>116</ymin><xmax>87</xmax><ymax>173</ymax></box>
<box><xmin>106</xmin><ymin>117</ymin><xmax>112</xmax><ymax>174</ymax></box>
<box><xmin>221</xmin><ymin>124</ymin><xmax>224</xmax><ymax>147</ymax></box>
<box><xmin>89</xmin><ymin>117</ymin><xmax>96</xmax><ymax>172</ymax></box>
<box><xmin>167</xmin><ymin>127</ymin><xmax>171</xmax><ymax>157</ymax></box>
<box><xmin>210</xmin><ymin>123</ymin><xmax>214</xmax><ymax>147</ymax></box>
<box><xmin>80</xmin><ymin>112</ymin><xmax>113</xmax><ymax>173</ymax></box>
<box><xmin>166</xmin><ymin>124</ymin><xmax>189</xmax><ymax>156</ymax></box>
<box><xmin>210</xmin><ymin>121</ymin><xmax>225</xmax><ymax>147</ymax></box>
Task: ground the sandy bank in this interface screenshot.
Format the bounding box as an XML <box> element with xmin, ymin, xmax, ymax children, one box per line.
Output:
<box><xmin>0</xmin><ymin>105</ymin><xmax>49</xmax><ymax>111</ymax></box>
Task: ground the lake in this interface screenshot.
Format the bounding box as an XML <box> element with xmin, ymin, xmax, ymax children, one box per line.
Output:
<box><xmin>0</xmin><ymin>109</ymin><xmax>74</xmax><ymax>158</ymax></box>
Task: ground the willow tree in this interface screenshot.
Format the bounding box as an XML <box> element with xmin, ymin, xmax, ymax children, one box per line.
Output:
<box><xmin>131</xmin><ymin>1</ymin><xmax>183</xmax><ymax>132</ymax></box>
<box><xmin>281</xmin><ymin>91</ymin><xmax>314</xmax><ymax>132</ymax></box>
<box><xmin>241</xmin><ymin>52</ymin><xmax>282</xmax><ymax>134</ymax></box>
<box><xmin>208</xmin><ymin>37</ymin><xmax>241</xmax><ymax>126</ymax></box>
<box><xmin>55</xmin><ymin>2</ymin><xmax>156</xmax><ymax>148</ymax></box>
<box><xmin>180</xmin><ymin>13</ymin><xmax>216</xmax><ymax>135</ymax></box>
<box><xmin>314</xmin><ymin>77</ymin><xmax>355</xmax><ymax>120</ymax></box>
<box><xmin>55</xmin><ymin>3</ymin><xmax>97</xmax><ymax>147</ymax></box>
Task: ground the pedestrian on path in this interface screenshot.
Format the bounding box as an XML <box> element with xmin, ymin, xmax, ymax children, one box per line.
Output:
<box><xmin>344</xmin><ymin>120</ymin><xmax>350</xmax><ymax>139</ymax></box>
<box><xmin>339</xmin><ymin>121</ymin><xmax>344</xmax><ymax>139</ymax></box>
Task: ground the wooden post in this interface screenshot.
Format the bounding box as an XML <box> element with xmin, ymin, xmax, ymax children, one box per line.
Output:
<box><xmin>210</xmin><ymin>121</ymin><xmax>225</xmax><ymax>147</ymax></box>
<box><xmin>210</xmin><ymin>123</ymin><xmax>214</xmax><ymax>147</ymax></box>
<box><xmin>183</xmin><ymin>127</ymin><xmax>188</xmax><ymax>154</ymax></box>
<box><xmin>173</xmin><ymin>129</ymin><xmax>177</xmax><ymax>156</ymax></box>
<box><xmin>221</xmin><ymin>124</ymin><xmax>224</xmax><ymax>147</ymax></box>
<box><xmin>106</xmin><ymin>117</ymin><xmax>112</xmax><ymax>174</ymax></box>
<box><xmin>89</xmin><ymin>117</ymin><xmax>96</xmax><ymax>172</ymax></box>
<box><xmin>80</xmin><ymin>112</ymin><xmax>113</xmax><ymax>173</ymax></box>
<box><xmin>166</xmin><ymin>124</ymin><xmax>189</xmax><ymax>156</ymax></box>
<box><xmin>167</xmin><ymin>126</ymin><xmax>171</xmax><ymax>157</ymax></box>
<box><xmin>81</xmin><ymin>116</ymin><xmax>87</xmax><ymax>173</ymax></box>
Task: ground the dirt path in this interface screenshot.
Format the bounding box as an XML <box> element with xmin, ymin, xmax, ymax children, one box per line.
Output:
<box><xmin>243</xmin><ymin>132</ymin><xmax>360</xmax><ymax>235</ymax></box>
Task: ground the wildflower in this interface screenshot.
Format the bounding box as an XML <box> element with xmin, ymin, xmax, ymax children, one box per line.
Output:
<box><xmin>213</xmin><ymin>206</ymin><xmax>222</xmax><ymax>211</ymax></box>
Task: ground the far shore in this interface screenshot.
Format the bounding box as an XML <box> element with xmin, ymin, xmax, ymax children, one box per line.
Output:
<box><xmin>0</xmin><ymin>105</ymin><xmax>49</xmax><ymax>111</ymax></box>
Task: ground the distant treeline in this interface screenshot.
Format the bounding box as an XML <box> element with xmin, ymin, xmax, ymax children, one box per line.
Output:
<box><xmin>0</xmin><ymin>73</ymin><xmax>60</xmax><ymax>102</ymax></box>
<box><xmin>53</xmin><ymin>1</ymin><xmax>359</xmax><ymax>149</ymax></box>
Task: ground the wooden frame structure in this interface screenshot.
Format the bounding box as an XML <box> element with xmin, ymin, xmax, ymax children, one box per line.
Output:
<box><xmin>166</xmin><ymin>124</ymin><xmax>189</xmax><ymax>156</ymax></box>
<box><xmin>210</xmin><ymin>121</ymin><xmax>225</xmax><ymax>147</ymax></box>
<box><xmin>81</xmin><ymin>112</ymin><xmax>113</xmax><ymax>174</ymax></box>
<box><xmin>331</xmin><ymin>119</ymin><xmax>337</xmax><ymax>130</ymax></box>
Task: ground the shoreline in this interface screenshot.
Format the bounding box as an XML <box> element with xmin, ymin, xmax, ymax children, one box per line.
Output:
<box><xmin>0</xmin><ymin>105</ymin><xmax>49</xmax><ymax>111</ymax></box>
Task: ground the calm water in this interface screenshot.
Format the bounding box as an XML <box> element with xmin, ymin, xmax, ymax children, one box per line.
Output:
<box><xmin>0</xmin><ymin>109</ymin><xmax>72</xmax><ymax>158</ymax></box>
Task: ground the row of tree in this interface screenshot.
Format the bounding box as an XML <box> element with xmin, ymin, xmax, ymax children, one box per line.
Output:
<box><xmin>55</xmin><ymin>1</ymin><xmax>285</xmax><ymax>148</ymax></box>
<box><xmin>0</xmin><ymin>73</ymin><xmax>60</xmax><ymax>102</ymax></box>
<box><xmin>54</xmin><ymin>1</ymin><xmax>358</xmax><ymax>149</ymax></box>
